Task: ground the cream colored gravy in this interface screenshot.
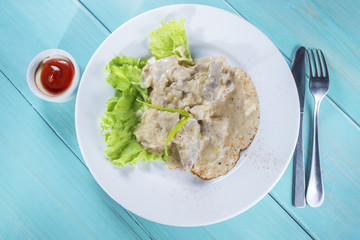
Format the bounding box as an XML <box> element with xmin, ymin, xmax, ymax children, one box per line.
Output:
<box><xmin>134</xmin><ymin>56</ymin><xmax>259</xmax><ymax>179</ymax></box>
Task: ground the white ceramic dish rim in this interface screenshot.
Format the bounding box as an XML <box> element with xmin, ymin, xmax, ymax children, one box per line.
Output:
<box><xmin>75</xmin><ymin>4</ymin><xmax>299</xmax><ymax>226</ymax></box>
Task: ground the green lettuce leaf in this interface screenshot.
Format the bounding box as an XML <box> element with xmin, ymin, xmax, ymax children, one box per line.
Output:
<box><xmin>105</xmin><ymin>55</ymin><xmax>150</xmax><ymax>102</ymax></box>
<box><xmin>100</xmin><ymin>56</ymin><xmax>162</xmax><ymax>166</ymax></box>
<box><xmin>106</xmin><ymin>55</ymin><xmax>148</xmax><ymax>69</ymax></box>
<box><xmin>149</xmin><ymin>19</ymin><xmax>193</xmax><ymax>65</ymax></box>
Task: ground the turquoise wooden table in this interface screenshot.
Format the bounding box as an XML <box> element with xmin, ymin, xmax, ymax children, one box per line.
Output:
<box><xmin>1</xmin><ymin>0</ymin><xmax>359</xmax><ymax>239</ymax></box>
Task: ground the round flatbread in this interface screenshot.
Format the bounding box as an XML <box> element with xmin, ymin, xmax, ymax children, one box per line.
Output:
<box><xmin>134</xmin><ymin>56</ymin><xmax>260</xmax><ymax>179</ymax></box>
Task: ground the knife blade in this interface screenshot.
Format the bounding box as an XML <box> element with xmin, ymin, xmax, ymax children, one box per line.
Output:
<box><xmin>291</xmin><ymin>46</ymin><xmax>306</xmax><ymax>208</ymax></box>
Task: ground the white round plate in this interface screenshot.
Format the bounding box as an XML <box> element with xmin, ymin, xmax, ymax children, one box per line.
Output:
<box><xmin>75</xmin><ymin>4</ymin><xmax>299</xmax><ymax>226</ymax></box>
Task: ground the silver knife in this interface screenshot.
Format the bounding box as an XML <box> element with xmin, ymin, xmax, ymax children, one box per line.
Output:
<box><xmin>292</xmin><ymin>47</ymin><xmax>306</xmax><ymax>208</ymax></box>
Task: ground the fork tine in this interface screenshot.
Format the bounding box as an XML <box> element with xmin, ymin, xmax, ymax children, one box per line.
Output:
<box><xmin>316</xmin><ymin>50</ymin><xmax>323</xmax><ymax>77</ymax></box>
<box><xmin>311</xmin><ymin>49</ymin><xmax>318</xmax><ymax>77</ymax></box>
<box><xmin>306</xmin><ymin>50</ymin><xmax>314</xmax><ymax>77</ymax></box>
<box><xmin>320</xmin><ymin>50</ymin><xmax>328</xmax><ymax>77</ymax></box>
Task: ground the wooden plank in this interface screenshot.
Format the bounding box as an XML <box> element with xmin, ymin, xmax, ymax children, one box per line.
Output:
<box><xmin>0</xmin><ymin>0</ymin><xmax>312</xmax><ymax>239</ymax></box>
<box><xmin>270</xmin><ymin>68</ymin><xmax>360</xmax><ymax>239</ymax></box>
<box><xmin>1</xmin><ymin>0</ymin><xmax>358</xmax><ymax>238</ymax></box>
<box><xmin>77</xmin><ymin>0</ymin><xmax>237</xmax><ymax>32</ymax></box>
<box><xmin>0</xmin><ymin>73</ymin><xmax>151</xmax><ymax>239</ymax></box>
<box><xmin>225</xmin><ymin>0</ymin><xmax>360</xmax><ymax>125</ymax></box>
<box><xmin>0</xmin><ymin>0</ymin><xmax>110</xmax><ymax>160</ymax></box>
<box><xmin>133</xmin><ymin>194</ymin><xmax>312</xmax><ymax>240</ymax></box>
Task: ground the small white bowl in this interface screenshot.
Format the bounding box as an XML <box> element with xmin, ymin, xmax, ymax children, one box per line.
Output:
<box><xmin>27</xmin><ymin>49</ymin><xmax>80</xmax><ymax>102</ymax></box>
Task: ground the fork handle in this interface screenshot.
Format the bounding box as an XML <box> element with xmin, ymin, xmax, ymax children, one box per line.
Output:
<box><xmin>306</xmin><ymin>100</ymin><xmax>325</xmax><ymax>207</ymax></box>
<box><xmin>293</xmin><ymin>112</ymin><xmax>305</xmax><ymax>208</ymax></box>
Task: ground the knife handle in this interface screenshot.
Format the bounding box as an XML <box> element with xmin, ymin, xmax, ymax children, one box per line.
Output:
<box><xmin>293</xmin><ymin>112</ymin><xmax>305</xmax><ymax>208</ymax></box>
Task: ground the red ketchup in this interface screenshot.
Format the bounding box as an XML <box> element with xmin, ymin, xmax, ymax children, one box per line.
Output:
<box><xmin>37</xmin><ymin>57</ymin><xmax>75</xmax><ymax>95</ymax></box>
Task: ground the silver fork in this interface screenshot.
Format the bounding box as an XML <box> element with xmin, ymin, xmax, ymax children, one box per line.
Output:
<box><xmin>306</xmin><ymin>49</ymin><xmax>330</xmax><ymax>207</ymax></box>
